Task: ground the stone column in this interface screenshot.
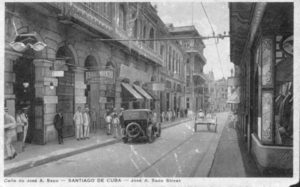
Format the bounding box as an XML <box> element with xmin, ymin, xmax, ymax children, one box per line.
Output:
<box><xmin>115</xmin><ymin>79</ymin><xmax>122</xmax><ymax>111</ymax></box>
<box><xmin>99</xmin><ymin>83</ymin><xmax>107</xmax><ymax>129</ymax></box>
<box><xmin>33</xmin><ymin>59</ymin><xmax>58</xmax><ymax>144</ymax></box>
<box><xmin>4</xmin><ymin>50</ymin><xmax>21</xmax><ymax>116</ymax></box>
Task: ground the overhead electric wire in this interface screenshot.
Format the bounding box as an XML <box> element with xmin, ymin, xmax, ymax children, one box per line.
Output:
<box><xmin>201</xmin><ymin>2</ymin><xmax>225</xmax><ymax>78</ymax></box>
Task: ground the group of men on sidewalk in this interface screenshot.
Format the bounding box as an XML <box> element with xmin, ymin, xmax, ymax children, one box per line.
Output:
<box><xmin>161</xmin><ymin>108</ymin><xmax>188</xmax><ymax>123</ymax></box>
<box><xmin>72</xmin><ymin>106</ymin><xmax>97</xmax><ymax>142</ymax></box>
<box><xmin>4</xmin><ymin>106</ymin><xmax>29</xmax><ymax>160</ymax></box>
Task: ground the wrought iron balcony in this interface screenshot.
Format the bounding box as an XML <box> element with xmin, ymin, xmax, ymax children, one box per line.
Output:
<box><xmin>51</xmin><ymin>2</ymin><xmax>113</xmax><ymax>37</ymax></box>
<box><xmin>51</xmin><ymin>2</ymin><xmax>163</xmax><ymax>66</ymax></box>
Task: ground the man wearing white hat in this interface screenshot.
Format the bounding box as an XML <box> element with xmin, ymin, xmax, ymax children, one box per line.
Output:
<box><xmin>73</xmin><ymin>106</ymin><xmax>83</xmax><ymax>140</ymax></box>
<box><xmin>83</xmin><ymin>107</ymin><xmax>90</xmax><ymax>139</ymax></box>
<box><xmin>16</xmin><ymin>107</ymin><xmax>29</xmax><ymax>150</ymax></box>
<box><xmin>4</xmin><ymin>107</ymin><xmax>17</xmax><ymax>160</ymax></box>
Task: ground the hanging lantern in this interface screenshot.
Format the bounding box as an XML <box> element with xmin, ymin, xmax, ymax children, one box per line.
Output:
<box><xmin>9</xmin><ymin>32</ymin><xmax>47</xmax><ymax>52</ymax></box>
<box><xmin>23</xmin><ymin>82</ymin><xmax>29</xmax><ymax>88</ymax></box>
<box><xmin>49</xmin><ymin>82</ymin><xmax>54</xmax><ymax>90</ymax></box>
<box><xmin>9</xmin><ymin>42</ymin><xmax>27</xmax><ymax>52</ymax></box>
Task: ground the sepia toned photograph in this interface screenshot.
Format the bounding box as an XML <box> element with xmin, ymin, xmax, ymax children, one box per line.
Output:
<box><xmin>2</xmin><ymin>0</ymin><xmax>298</xmax><ymax>186</ymax></box>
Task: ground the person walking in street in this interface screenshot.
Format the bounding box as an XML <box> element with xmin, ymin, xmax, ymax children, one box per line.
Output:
<box><xmin>83</xmin><ymin>107</ymin><xmax>91</xmax><ymax>139</ymax></box>
<box><xmin>53</xmin><ymin>109</ymin><xmax>64</xmax><ymax>144</ymax></box>
<box><xmin>73</xmin><ymin>106</ymin><xmax>83</xmax><ymax>141</ymax></box>
<box><xmin>4</xmin><ymin>107</ymin><xmax>17</xmax><ymax>160</ymax></box>
<box><xmin>168</xmin><ymin>109</ymin><xmax>172</xmax><ymax>121</ymax></box>
<box><xmin>111</xmin><ymin>109</ymin><xmax>120</xmax><ymax>139</ymax></box>
<box><xmin>90</xmin><ymin>107</ymin><xmax>97</xmax><ymax>133</ymax></box>
<box><xmin>16</xmin><ymin>107</ymin><xmax>28</xmax><ymax>150</ymax></box>
<box><xmin>105</xmin><ymin>109</ymin><xmax>112</xmax><ymax>135</ymax></box>
<box><xmin>118</xmin><ymin>108</ymin><xmax>125</xmax><ymax>136</ymax></box>
<box><xmin>161</xmin><ymin>111</ymin><xmax>165</xmax><ymax>123</ymax></box>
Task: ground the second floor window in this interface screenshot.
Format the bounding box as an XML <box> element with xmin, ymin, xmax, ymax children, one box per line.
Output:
<box><xmin>119</xmin><ymin>4</ymin><xmax>126</xmax><ymax>30</ymax></box>
<box><xmin>149</xmin><ymin>28</ymin><xmax>155</xmax><ymax>49</ymax></box>
<box><xmin>133</xmin><ymin>19</ymin><xmax>138</xmax><ymax>38</ymax></box>
<box><xmin>160</xmin><ymin>45</ymin><xmax>164</xmax><ymax>57</ymax></box>
<box><xmin>142</xmin><ymin>25</ymin><xmax>147</xmax><ymax>43</ymax></box>
<box><xmin>168</xmin><ymin>47</ymin><xmax>172</xmax><ymax>70</ymax></box>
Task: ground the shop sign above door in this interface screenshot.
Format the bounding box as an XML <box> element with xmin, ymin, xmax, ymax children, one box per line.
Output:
<box><xmin>86</xmin><ymin>69</ymin><xmax>114</xmax><ymax>83</ymax></box>
<box><xmin>52</xmin><ymin>71</ymin><xmax>64</xmax><ymax>77</ymax></box>
<box><xmin>151</xmin><ymin>83</ymin><xmax>165</xmax><ymax>91</ymax></box>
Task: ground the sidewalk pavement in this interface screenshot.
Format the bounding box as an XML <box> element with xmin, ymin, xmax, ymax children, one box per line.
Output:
<box><xmin>208</xmin><ymin>114</ymin><xmax>261</xmax><ymax>177</ymax></box>
<box><xmin>4</xmin><ymin>117</ymin><xmax>192</xmax><ymax>176</ymax></box>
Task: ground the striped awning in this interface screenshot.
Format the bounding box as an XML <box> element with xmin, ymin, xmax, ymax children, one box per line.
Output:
<box><xmin>121</xmin><ymin>83</ymin><xmax>143</xmax><ymax>100</ymax></box>
<box><xmin>133</xmin><ymin>85</ymin><xmax>152</xmax><ymax>100</ymax></box>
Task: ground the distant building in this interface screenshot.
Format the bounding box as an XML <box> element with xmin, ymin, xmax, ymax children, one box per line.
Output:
<box><xmin>168</xmin><ymin>25</ymin><xmax>207</xmax><ymax>113</ymax></box>
<box><xmin>214</xmin><ymin>78</ymin><xmax>229</xmax><ymax>112</ymax></box>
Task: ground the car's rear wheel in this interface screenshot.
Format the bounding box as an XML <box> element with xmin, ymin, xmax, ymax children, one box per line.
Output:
<box><xmin>126</xmin><ymin>122</ymin><xmax>141</xmax><ymax>138</ymax></box>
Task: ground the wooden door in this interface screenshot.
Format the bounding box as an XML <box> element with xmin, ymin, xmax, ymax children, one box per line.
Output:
<box><xmin>57</xmin><ymin>71</ymin><xmax>75</xmax><ymax>137</ymax></box>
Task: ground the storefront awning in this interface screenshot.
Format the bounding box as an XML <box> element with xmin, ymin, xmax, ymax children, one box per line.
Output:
<box><xmin>227</xmin><ymin>87</ymin><xmax>240</xmax><ymax>104</ymax></box>
<box><xmin>133</xmin><ymin>85</ymin><xmax>152</xmax><ymax>100</ymax></box>
<box><xmin>121</xmin><ymin>83</ymin><xmax>143</xmax><ymax>100</ymax></box>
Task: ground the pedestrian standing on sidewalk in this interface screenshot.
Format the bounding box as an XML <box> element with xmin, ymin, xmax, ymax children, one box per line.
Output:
<box><xmin>118</xmin><ymin>108</ymin><xmax>125</xmax><ymax>136</ymax></box>
<box><xmin>161</xmin><ymin>111</ymin><xmax>165</xmax><ymax>123</ymax></box>
<box><xmin>90</xmin><ymin>107</ymin><xmax>97</xmax><ymax>133</ymax></box>
<box><xmin>73</xmin><ymin>106</ymin><xmax>83</xmax><ymax>141</ymax></box>
<box><xmin>111</xmin><ymin>109</ymin><xmax>120</xmax><ymax>139</ymax></box>
<box><xmin>168</xmin><ymin>109</ymin><xmax>172</xmax><ymax>121</ymax></box>
<box><xmin>83</xmin><ymin>107</ymin><xmax>91</xmax><ymax>139</ymax></box>
<box><xmin>104</xmin><ymin>109</ymin><xmax>112</xmax><ymax>135</ymax></box>
<box><xmin>4</xmin><ymin>107</ymin><xmax>17</xmax><ymax>160</ymax></box>
<box><xmin>16</xmin><ymin>107</ymin><xmax>28</xmax><ymax>150</ymax></box>
<box><xmin>172</xmin><ymin>109</ymin><xmax>176</xmax><ymax>121</ymax></box>
<box><xmin>53</xmin><ymin>109</ymin><xmax>64</xmax><ymax>144</ymax></box>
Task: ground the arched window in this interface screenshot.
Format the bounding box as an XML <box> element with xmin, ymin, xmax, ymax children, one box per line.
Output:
<box><xmin>142</xmin><ymin>25</ymin><xmax>147</xmax><ymax>43</ymax></box>
<box><xmin>133</xmin><ymin>19</ymin><xmax>138</xmax><ymax>38</ymax></box>
<box><xmin>168</xmin><ymin>46</ymin><xmax>172</xmax><ymax>70</ymax></box>
<box><xmin>119</xmin><ymin>4</ymin><xmax>126</xmax><ymax>30</ymax></box>
<box><xmin>149</xmin><ymin>28</ymin><xmax>155</xmax><ymax>49</ymax></box>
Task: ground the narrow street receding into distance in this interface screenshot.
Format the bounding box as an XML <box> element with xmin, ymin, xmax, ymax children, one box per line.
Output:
<box><xmin>8</xmin><ymin>113</ymin><xmax>228</xmax><ymax>177</ymax></box>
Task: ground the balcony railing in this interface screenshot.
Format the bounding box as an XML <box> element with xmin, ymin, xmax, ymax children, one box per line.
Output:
<box><xmin>51</xmin><ymin>2</ymin><xmax>113</xmax><ymax>37</ymax></box>
<box><xmin>51</xmin><ymin>2</ymin><xmax>163</xmax><ymax>66</ymax></box>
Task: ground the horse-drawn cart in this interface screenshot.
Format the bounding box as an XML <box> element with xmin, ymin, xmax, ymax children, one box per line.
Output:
<box><xmin>194</xmin><ymin>115</ymin><xmax>217</xmax><ymax>132</ymax></box>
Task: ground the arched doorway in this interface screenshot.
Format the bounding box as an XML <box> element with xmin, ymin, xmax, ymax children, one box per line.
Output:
<box><xmin>13</xmin><ymin>51</ymin><xmax>35</xmax><ymax>143</ymax></box>
<box><xmin>105</xmin><ymin>61</ymin><xmax>115</xmax><ymax>111</ymax></box>
<box><xmin>84</xmin><ymin>55</ymin><xmax>98</xmax><ymax>110</ymax></box>
<box><xmin>56</xmin><ymin>46</ymin><xmax>75</xmax><ymax>137</ymax></box>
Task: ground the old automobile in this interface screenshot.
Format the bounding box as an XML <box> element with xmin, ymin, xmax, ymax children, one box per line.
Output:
<box><xmin>122</xmin><ymin>109</ymin><xmax>161</xmax><ymax>143</ymax></box>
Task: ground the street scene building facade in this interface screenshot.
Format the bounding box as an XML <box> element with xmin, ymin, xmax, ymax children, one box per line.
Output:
<box><xmin>4</xmin><ymin>1</ymin><xmax>297</xmax><ymax>181</ymax></box>
<box><xmin>4</xmin><ymin>2</ymin><xmax>196</xmax><ymax>145</ymax></box>
<box><xmin>5</xmin><ymin>2</ymin><xmax>167</xmax><ymax>145</ymax></box>
<box><xmin>230</xmin><ymin>2</ymin><xmax>293</xmax><ymax>175</ymax></box>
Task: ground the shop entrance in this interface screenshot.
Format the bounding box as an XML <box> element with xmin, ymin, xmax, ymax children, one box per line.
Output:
<box><xmin>13</xmin><ymin>56</ymin><xmax>35</xmax><ymax>143</ymax></box>
<box><xmin>84</xmin><ymin>55</ymin><xmax>98</xmax><ymax>109</ymax></box>
<box><xmin>56</xmin><ymin>46</ymin><xmax>75</xmax><ymax>137</ymax></box>
<box><xmin>84</xmin><ymin>55</ymin><xmax>100</xmax><ymax>128</ymax></box>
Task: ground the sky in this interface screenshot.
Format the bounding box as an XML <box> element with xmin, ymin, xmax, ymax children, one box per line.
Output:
<box><xmin>152</xmin><ymin>2</ymin><xmax>234</xmax><ymax>80</ymax></box>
